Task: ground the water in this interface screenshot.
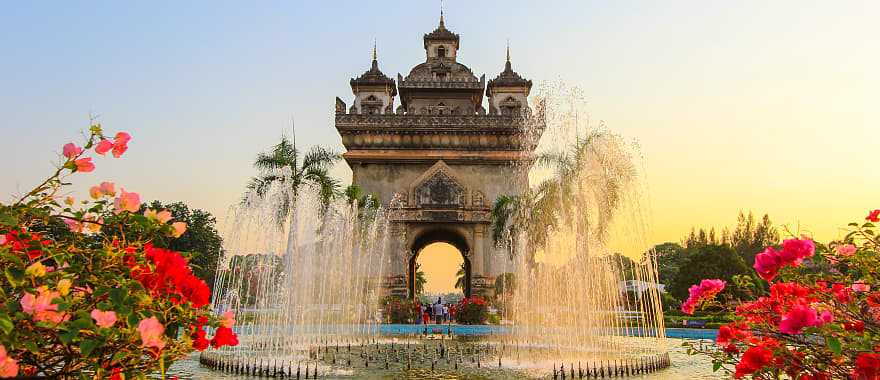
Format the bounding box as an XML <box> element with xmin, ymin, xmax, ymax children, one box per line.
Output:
<box><xmin>212</xmin><ymin>176</ymin><xmax>394</xmax><ymax>361</ymax></box>
<box><xmin>204</xmin><ymin>83</ymin><xmax>678</xmax><ymax>377</ymax></box>
<box><xmin>167</xmin><ymin>337</ymin><xmax>724</xmax><ymax>379</ymax></box>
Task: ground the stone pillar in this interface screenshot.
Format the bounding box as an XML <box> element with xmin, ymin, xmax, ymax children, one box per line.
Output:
<box><xmin>471</xmin><ymin>224</ymin><xmax>485</xmax><ymax>275</ymax></box>
<box><xmin>384</xmin><ymin>221</ymin><xmax>408</xmax><ymax>298</ymax></box>
<box><xmin>471</xmin><ymin>224</ymin><xmax>494</xmax><ymax>297</ymax></box>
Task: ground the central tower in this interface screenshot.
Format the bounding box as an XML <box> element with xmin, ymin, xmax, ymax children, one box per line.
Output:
<box><xmin>335</xmin><ymin>14</ymin><xmax>543</xmax><ymax>298</ymax></box>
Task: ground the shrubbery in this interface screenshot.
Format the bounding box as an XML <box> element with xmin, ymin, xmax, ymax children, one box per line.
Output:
<box><xmin>0</xmin><ymin>124</ymin><xmax>236</xmax><ymax>378</ymax></box>
<box><xmin>381</xmin><ymin>296</ymin><xmax>415</xmax><ymax>324</ymax></box>
<box><xmin>454</xmin><ymin>296</ymin><xmax>488</xmax><ymax>325</ymax></box>
<box><xmin>685</xmin><ymin>211</ymin><xmax>880</xmax><ymax>379</ymax></box>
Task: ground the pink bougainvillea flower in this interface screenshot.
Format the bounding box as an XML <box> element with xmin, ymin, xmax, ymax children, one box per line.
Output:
<box><xmin>20</xmin><ymin>287</ymin><xmax>67</xmax><ymax>324</ymax></box>
<box><xmin>113</xmin><ymin>189</ymin><xmax>140</xmax><ymax>214</ymax></box>
<box><xmin>99</xmin><ymin>181</ymin><xmax>116</xmax><ymax>197</ymax></box>
<box><xmin>780</xmin><ymin>238</ymin><xmax>815</xmax><ymax>265</ymax></box>
<box><xmin>779</xmin><ymin>304</ymin><xmax>818</xmax><ymax>334</ymax></box>
<box><xmin>220</xmin><ymin>311</ymin><xmax>236</xmax><ymax>328</ymax></box>
<box><xmin>680</xmin><ymin>279</ymin><xmax>726</xmax><ymax>315</ymax></box>
<box><xmin>74</xmin><ymin>157</ymin><xmax>95</xmax><ymax>173</ymax></box>
<box><xmin>834</xmin><ymin>244</ymin><xmax>857</xmax><ymax>256</ymax></box>
<box><xmin>867</xmin><ymin>209</ymin><xmax>880</xmax><ymax>223</ymax></box>
<box><xmin>170</xmin><ymin>221</ymin><xmax>187</xmax><ymax>238</ymax></box>
<box><xmin>63</xmin><ymin>218</ymin><xmax>83</xmax><ymax>233</ymax></box>
<box><xmin>0</xmin><ymin>344</ymin><xmax>19</xmax><ymax>378</ymax></box>
<box><xmin>95</xmin><ymin>139</ymin><xmax>114</xmax><ymax>155</ymax></box>
<box><xmin>111</xmin><ymin>132</ymin><xmax>131</xmax><ymax>158</ymax></box>
<box><xmin>144</xmin><ymin>209</ymin><xmax>172</xmax><ymax>224</ymax></box>
<box><xmin>852</xmin><ymin>281</ymin><xmax>871</xmax><ymax>292</ymax></box>
<box><xmin>137</xmin><ymin>316</ymin><xmax>166</xmax><ymax>350</ymax></box>
<box><xmin>89</xmin><ymin>186</ymin><xmax>102</xmax><ymax>199</ymax></box>
<box><xmin>95</xmin><ymin>132</ymin><xmax>131</xmax><ymax>158</ymax></box>
<box><xmin>817</xmin><ymin>310</ymin><xmax>834</xmax><ymax>325</ymax></box>
<box><xmin>62</xmin><ymin>143</ymin><xmax>83</xmax><ymax>160</ymax></box>
<box><xmin>114</xmin><ymin>132</ymin><xmax>132</xmax><ymax>145</ymax></box>
<box><xmin>90</xmin><ymin>309</ymin><xmax>117</xmax><ymax>328</ymax></box>
<box><xmin>753</xmin><ymin>247</ymin><xmax>783</xmax><ymax>281</ymax></box>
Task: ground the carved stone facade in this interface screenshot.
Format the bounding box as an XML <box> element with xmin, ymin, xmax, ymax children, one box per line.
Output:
<box><xmin>335</xmin><ymin>15</ymin><xmax>542</xmax><ymax>299</ymax></box>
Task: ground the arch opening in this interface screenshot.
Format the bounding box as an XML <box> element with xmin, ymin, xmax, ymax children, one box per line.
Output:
<box><xmin>408</xmin><ymin>228</ymin><xmax>471</xmax><ymax>300</ymax></box>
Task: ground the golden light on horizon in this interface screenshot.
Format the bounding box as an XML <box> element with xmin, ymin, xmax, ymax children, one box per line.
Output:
<box><xmin>416</xmin><ymin>242</ymin><xmax>464</xmax><ymax>294</ymax></box>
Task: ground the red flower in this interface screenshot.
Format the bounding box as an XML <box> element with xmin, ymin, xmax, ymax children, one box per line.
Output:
<box><xmin>852</xmin><ymin>353</ymin><xmax>880</xmax><ymax>380</ymax></box>
<box><xmin>754</xmin><ymin>247</ymin><xmax>783</xmax><ymax>282</ymax></box>
<box><xmin>867</xmin><ymin>292</ymin><xmax>880</xmax><ymax>308</ymax></box>
<box><xmin>844</xmin><ymin>320</ymin><xmax>865</xmax><ymax>332</ymax></box>
<box><xmin>734</xmin><ymin>343</ymin><xmax>775</xmax><ymax>378</ymax></box>
<box><xmin>780</xmin><ymin>238</ymin><xmax>815</xmax><ymax>265</ymax></box>
<box><xmin>716</xmin><ymin>323</ymin><xmax>751</xmax><ymax>345</ymax></box>
<box><xmin>866</xmin><ymin>209</ymin><xmax>880</xmax><ymax>223</ymax></box>
<box><xmin>210</xmin><ymin>327</ymin><xmax>239</xmax><ymax>348</ymax></box>
<box><xmin>128</xmin><ymin>244</ymin><xmax>211</xmax><ymax>308</ymax></box>
<box><xmin>109</xmin><ymin>368</ymin><xmax>123</xmax><ymax>380</ymax></box>
<box><xmin>191</xmin><ymin>327</ymin><xmax>210</xmax><ymax>351</ymax></box>
<box><xmin>778</xmin><ymin>304</ymin><xmax>818</xmax><ymax>334</ymax></box>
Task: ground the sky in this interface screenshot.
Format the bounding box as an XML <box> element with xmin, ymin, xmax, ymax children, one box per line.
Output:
<box><xmin>2</xmin><ymin>1</ymin><xmax>878</xmax><ymax>292</ymax></box>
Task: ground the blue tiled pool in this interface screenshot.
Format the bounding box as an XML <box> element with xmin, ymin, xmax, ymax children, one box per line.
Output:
<box><xmin>379</xmin><ymin>324</ymin><xmax>717</xmax><ymax>340</ymax></box>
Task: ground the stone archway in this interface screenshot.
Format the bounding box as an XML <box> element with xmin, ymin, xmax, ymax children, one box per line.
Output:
<box><xmin>407</xmin><ymin>227</ymin><xmax>472</xmax><ymax>299</ymax></box>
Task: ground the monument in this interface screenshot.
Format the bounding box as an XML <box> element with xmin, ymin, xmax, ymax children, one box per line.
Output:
<box><xmin>334</xmin><ymin>13</ymin><xmax>543</xmax><ymax>299</ymax></box>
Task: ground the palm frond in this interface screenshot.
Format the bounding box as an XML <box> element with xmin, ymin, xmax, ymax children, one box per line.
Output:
<box><xmin>301</xmin><ymin>146</ymin><xmax>340</xmax><ymax>172</ymax></box>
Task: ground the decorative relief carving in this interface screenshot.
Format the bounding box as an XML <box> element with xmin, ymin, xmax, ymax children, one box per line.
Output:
<box><xmin>472</xmin><ymin>190</ymin><xmax>485</xmax><ymax>207</ymax></box>
<box><xmin>335</xmin><ymin>114</ymin><xmax>528</xmax><ymax>129</ymax></box>
<box><xmin>416</xmin><ymin>171</ymin><xmax>463</xmax><ymax>207</ymax></box>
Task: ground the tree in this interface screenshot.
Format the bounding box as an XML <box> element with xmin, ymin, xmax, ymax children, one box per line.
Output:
<box><xmin>669</xmin><ymin>244</ymin><xmax>750</xmax><ymax>302</ymax></box>
<box><xmin>414</xmin><ymin>263</ymin><xmax>426</xmax><ymax>295</ymax></box>
<box><xmin>653</xmin><ymin>242</ymin><xmax>686</xmax><ymax>288</ymax></box>
<box><xmin>730</xmin><ymin>211</ymin><xmax>779</xmax><ymax>265</ymax></box>
<box><xmin>454</xmin><ymin>263</ymin><xmax>466</xmax><ymax>291</ymax></box>
<box><xmin>140</xmin><ymin>201</ymin><xmax>224</xmax><ymax>290</ymax></box>
<box><xmin>245</xmin><ymin>135</ymin><xmax>340</xmax><ymax>226</ymax></box>
<box><xmin>490</xmin><ymin>131</ymin><xmax>636</xmax><ymax>265</ymax></box>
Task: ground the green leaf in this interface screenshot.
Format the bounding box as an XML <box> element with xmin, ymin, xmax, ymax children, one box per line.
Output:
<box><xmin>109</xmin><ymin>287</ymin><xmax>126</xmax><ymax>306</ymax></box>
<box><xmin>80</xmin><ymin>339</ymin><xmax>101</xmax><ymax>356</ymax></box>
<box><xmin>0</xmin><ymin>210</ymin><xmax>17</xmax><ymax>227</ymax></box>
<box><xmin>4</xmin><ymin>268</ymin><xmax>24</xmax><ymax>287</ymax></box>
<box><xmin>713</xmin><ymin>361</ymin><xmax>722</xmax><ymax>372</ymax></box>
<box><xmin>828</xmin><ymin>337</ymin><xmax>842</xmax><ymax>355</ymax></box>
<box><xmin>0</xmin><ymin>314</ymin><xmax>12</xmax><ymax>334</ymax></box>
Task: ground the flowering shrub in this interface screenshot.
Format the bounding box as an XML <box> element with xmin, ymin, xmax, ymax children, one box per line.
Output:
<box><xmin>379</xmin><ymin>296</ymin><xmax>415</xmax><ymax>324</ymax></box>
<box><xmin>454</xmin><ymin>296</ymin><xmax>488</xmax><ymax>325</ymax></box>
<box><xmin>0</xmin><ymin>124</ymin><xmax>237</xmax><ymax>378</ymax></box>
<box><xmin>685</xmin><ymin>211</ymin><xmax>880</xmax><ymax>379</ymax></box>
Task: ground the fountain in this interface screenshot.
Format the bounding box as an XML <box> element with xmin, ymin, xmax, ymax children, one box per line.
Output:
<box><xmin>204</xmin><ymin>85</ymin><xmax>670</xmax><ymax>378</ymax></box>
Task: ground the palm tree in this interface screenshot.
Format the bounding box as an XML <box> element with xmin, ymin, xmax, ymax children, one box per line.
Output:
<box><xmin>454</xmin><ymin>263</ymin><xmax>466</xmax><ymax>291</ymax></box>
<box><xmin>414</xmin><ymin>264</ymin><xmax>427</xmax><ymax>295</ymax></box>
<box><xmin>245</xmin><ymin>135</ymin><xmax>340</xmax><ymax>227</ymax></box>
<box><xmin>490</xmin><ymin>130</ymin><xmax>636</xmax><ymax>263</ymax></box>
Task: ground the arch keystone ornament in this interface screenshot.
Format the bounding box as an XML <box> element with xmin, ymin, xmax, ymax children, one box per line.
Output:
<box><xmin>335</xmin><ymin>17</ymin><xmax>543</xmax><ymax>299</ymax></box>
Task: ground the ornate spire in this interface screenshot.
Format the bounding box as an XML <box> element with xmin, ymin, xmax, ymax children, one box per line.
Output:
<box><xmin>505</xmin><ymin>40</ymin><xmax>512</xmax><ymax>71</ymax></box>
<box><xmin>351</xmin><ymin>39</ymin><xmax>396</xmax><ymax>95</ymax></box>
<box><xmin>424</xmin><ymin>0</ymin><xmax>459</xmax><ymax>49</ymax></box>
<box><xmin>371</xmin><ymin>39</ymin><xmax>378</xmax><ymax>70</ymax></box>
<box><xmin>487</xmin><ymin>39</ymin><xmax>532</xmax><ymax>94</ymax></box>
<box><xmin>439</xmin><ymin>0</ymin><xmax>445</xmax><ymax>28</ymax></box>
